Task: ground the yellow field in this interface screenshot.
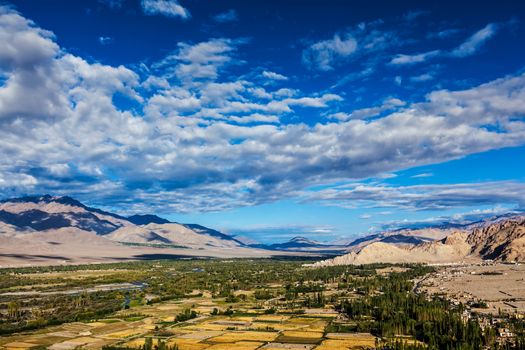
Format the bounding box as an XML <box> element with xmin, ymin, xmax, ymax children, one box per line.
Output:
<box><xmin>256</xmin><ymin>315</ymin><xmax>290</xmax><ymax>322</ymax></box>
<box><xmin>103</xmin><ymin>328</ymin><xmax>146</xmax><ymax>338</ymax></box>
<box><xmin>178</xmin><ymin>330</ymin><xmax>224</xmax><ymax>340</ymax></box>
<box><xmin>208</xmin><ymin>330</ymin><xmax>278</xmax><ymax>343</ymax></box>
<box><xmin>183</xmin><ymin>322</ymin><xmax>233</xmax><ymax>331</ymax></box>
<box><xmin>260</xmin><ymin>344</ymin><xmax>316</xmax><ymax>350</ymax></box>
<box><xmin>2</xmin><ymin>342</ymin><xmax>38</xmax><ymax>350</ymax></box>
<box><xmin>167</xmin><ymin>338</ymin><xmax>210</xmax><ymax>350</ymax></box>
<box><xmin>207</xmin><ymin>341</ymin><xmax>263</xmax><ymax>350</ymax></box>
<box><xmin>317</xmin><ymin>333</ymin><xmax>376</xmax><ymax>349</ymax></box>
<box><xmin>0</xmin><ymin>277</ymin><xmax>381</xmax><ymax>350</ymax></box>
<box><xmin>124</xmin><ymin>338</ymin><xmax>161</xmax><ymax>348</ymax></box>
<box><xmin>250</xmin><ymin>322</ymin><xmax>299</xmax><ymax>331</ymax></box>
<box><xmin>286</xmin><ymin>317</ymin><xmax>319</xmax><ymax>324</ymax></box>
<box><xmin>280</xmin><ymin>331</ymin><xmax>324</xmax><ymax>339</ymax></box>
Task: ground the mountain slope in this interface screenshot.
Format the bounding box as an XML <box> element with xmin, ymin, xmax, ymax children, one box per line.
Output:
<box><xmin>314</xmin><ymin>215</ymin><xmax>525</xmax><ymax>266</ymax></box>
<box><xmin>105</xmin><ymin>223</ymin><xmax>243</xmax><ymax>248</ymax></box>
<box><xmin>0</xmin><ymin>195</ymin><xmax>130</xmax><ymax>234</ymax></box>
<box><xmin>314</xmin><ymin>231</ymin><xmax>473</xmax><ymax>266</ymax></box>
<box><xmin>0</xmin><ymin>195</ymin><xmax>245</xmax><ymax>250</ymax></box>
<box><xmin>467</xmin><ymin>216</ymin><xmax>525</xmax><ymax>261</ymax></box>
<box><xmin>342</xmin><ymin>231</ymin><xmax>437</xmax><ymax>251</ymax></box>
<box><xmin>0</xmin><ymin>195</ymin><xmax>298</xmax><ymax>267</ymax></box>
<box><xmin>183</xmin><ymin>224</ymin><xmax>245</xmax><ymax>245</ymax></box>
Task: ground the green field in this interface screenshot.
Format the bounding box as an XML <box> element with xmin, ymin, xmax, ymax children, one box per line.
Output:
<box><xmin>0</xmin><ymin>260</ymin><xmax>524</xmax><ymax>350</ymax></box>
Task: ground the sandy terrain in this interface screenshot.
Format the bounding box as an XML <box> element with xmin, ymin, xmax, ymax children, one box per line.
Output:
<box><xmin>419</xmin><ymin>263</ymin><xmax>525</xmax><ymax>314</ymax></box>
<box><xmin>0</xmin><ymin>228</ymin><xmax>305</xmax><ymax>268</ymax></box>
<box><xmin>312</xmin><ymin>234</ymin><xmax>477</xmax><ymax>266</ymax></box>
<box><xmin>107</xmin><ymin>223</ymin><xmax>241</xmax><ymax>248</ymax></box>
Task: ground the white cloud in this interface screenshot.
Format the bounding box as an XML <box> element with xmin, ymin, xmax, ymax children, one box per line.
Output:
<box><xmin>410</xmin><ymin>73</ymin><xmax>434</xmax><ymax>82</ymax></box>
<box><xmin>450</xmin><ymin>23</ymin><xmax>498</xmax><ymax>57</ymax></box>
<box><xmin>228</xmin><ymin>113</ymin><xmax>280</xmax><ymax>124</ymax></box>
<box><xmin>153</xmin><ymin>38</ymin><xmax>240</xmax><ymax>83</ymax></box>
<box><xmin>389</xmin><ymin>50</ymin><xmax>441</xmax><ymax>65</ymax></box>
<box><xmin>47</xmin><ymin>163</ymin><xmax>71</xmax><ymax>177</ymax></box>
<box><xmin>141</xmin><ymin>0</ymin><xmax>190</xmax><ymax>19</ymax></box>
<box><xmin>302</xmin><ymin>20</ymin><xmax>400</xmax><ymax>72</ymax></box>
<box><xmin>411</xmin><ymin>172</ymin><xmax>433</xmax><ymax>178</ymax></box>
<box><xmin>98</xmin><ymin>36</ymin><xmax>113</xmax><ymax>45</ymax></box>
<box><xmin>302</xmin><ymin>33</ymin><xmax>357</xmax><ymax>71</ymax></box>
<box><xmin>328</xmin><ymin>98</ymin><xmax>405</xmax><ymax>121</ymax></box>
<box><xmin>0</xmin><ymin>171</ymin><xmax>38</xmax><ymax>187</ymax></box>
<box><xmin>1</xmin><ymin>6</ymin><xmax>525</xmax><ymax>214</ymax></box>
<box><xmin>261</xmin><ymin>70</ymin><xmax>288</xmax><ymax>81</ymax></box>
<box><xmin>331</xmin><ymin>67</ymin><xmax>374</xmax><ymax>88</ymax></box>
<box><xmin>306</xmin><ymin>181</ymin><xmax>525</xmax><ymax>211</ymax></box>
<box><xmin>0</xmin><ymin>7</ymin><xmax>65</xmax><ymax>122</ymax></box>
<box><xmin>379</xmin><ymin>206</ymin><xmax>519</xmax><ymax>231</ymax></box>
<box><xmin>389</xmin><ymin>23</ymin><xmax>498</xmax><ymax>67</ymax></box>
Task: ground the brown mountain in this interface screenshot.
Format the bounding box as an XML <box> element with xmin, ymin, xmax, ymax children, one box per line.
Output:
<box><xmin>467</xmin><ymin>215</ymin><xmax>525</xmax><ymax>261</ymax></box>
<box><xmin>0</xmin><ymin>195</ymin><xmax>279</xmax><ymax>267</ymax></box>
<box><xmin>314</xmin><ymin>215</ymin><xmax>525</xmax><ymax>266</ymax></box>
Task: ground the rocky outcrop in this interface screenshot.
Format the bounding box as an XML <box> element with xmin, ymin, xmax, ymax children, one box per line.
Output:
<box><xmin>467</xmin><ymin>216</ymin><xmax>525</xmax><ymax>261</ymax></box>
<box><xmin>313</xmin><ymin>216</ymin><xmax>525</xmax><ymax>266</ymax></box>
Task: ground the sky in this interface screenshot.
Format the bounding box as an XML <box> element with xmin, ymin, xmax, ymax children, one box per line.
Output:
<box><xmin>0</xmin><ymin>0</ymin><xmax>525</xmax><ymax>243</ymax></box>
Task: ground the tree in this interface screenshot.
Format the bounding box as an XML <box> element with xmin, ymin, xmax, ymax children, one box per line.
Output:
<box><xmin>7</xmin><ymin>301</ymin><xmax>20</xmax><ymax>320</ymax></box>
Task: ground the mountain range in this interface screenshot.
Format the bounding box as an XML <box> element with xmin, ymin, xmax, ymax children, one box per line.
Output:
<box><xmin>1</xmin><ymin>194</ymin><xmax>524</xmax><ymax>267</ymax></box>
<box><xmin>0</xmin><ymin>195</ymin><xmax>287</xmax><ymax>267</ymax></box>
<box><xmin>313</xmin><ymin>215</ymin><xmax>525</xmax><ymax>266</ymax></box>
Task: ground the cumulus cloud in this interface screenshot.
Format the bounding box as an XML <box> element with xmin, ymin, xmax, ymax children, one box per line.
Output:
<box><xmin>141</xmin><ymin>0</ymin><xmax>190</xmax><ymax>19</ymax></box>
<box><xmin>153</xmin><ymin>38</ymin><xmax>241</xmax><ymax>83</ymax></box>
<box><xmin>1</xmin><ymin>6</ymin><xmax>525</xmax><ymax>214</ymax></box>
<box><xmin>328</xmin><ymin>98</ymin><xmax>405</xmax><ymax>121</ymax></box>
<box><xmin>0</xmin><ymin>7</ymin><xmax>65</xmax><ymax>122</ymax></box>
<box><xmin>0</xmin><ymin>171</ymin><xmax>38</xmax><ymax>188</ymax></box>
<box><xmin>302</xmin><ymin>33</ymin><xmax>357</xmax><ymax>71</ymax></box>
<box><xmin>302</xmin><ymin>20</ymin><xmax>401</xmax><ymax>71</ymax></box>
<box><xmin>261</xmin><ymin>70</ymin><xmax>288</xmax><ymax>81</ymax></box>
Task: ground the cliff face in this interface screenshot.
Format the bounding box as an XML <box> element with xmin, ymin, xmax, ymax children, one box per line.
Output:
<box><xmin>467</xmin><ymin>216</ymin><xmax>525</xmax><ymax>261</ymax></box>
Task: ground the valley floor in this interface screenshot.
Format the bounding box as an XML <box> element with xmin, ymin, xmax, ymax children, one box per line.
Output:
<box><xmin>0</xmin><ymin>260</ymin><xmax>524</xmax><ymax>349</ymax></box>
<box><xmin>0</xmin><ymin>241</ymin><xmax>306</xmax><ymax>268</ymax></box>
<box><xmin>418</xmin><ymin>262</ymin><xmax>525</xmax><ymax>315</ymax></box>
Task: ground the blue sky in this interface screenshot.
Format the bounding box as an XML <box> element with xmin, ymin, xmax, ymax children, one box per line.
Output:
<box><xmin>0</xmin><ymin>0</ymin><xmax>525</xmax><ymax>243</ymax></box>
